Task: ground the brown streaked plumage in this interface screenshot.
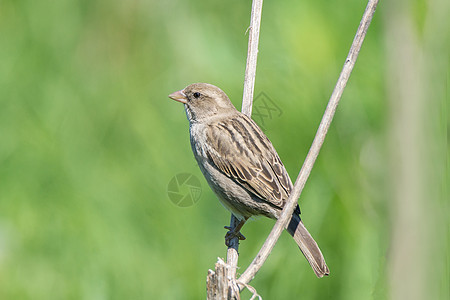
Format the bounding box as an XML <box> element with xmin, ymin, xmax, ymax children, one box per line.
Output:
<box><xmin>169</xmin><ymin>83</ymin><xmax>329</xmax><ymax>277</ymax></box>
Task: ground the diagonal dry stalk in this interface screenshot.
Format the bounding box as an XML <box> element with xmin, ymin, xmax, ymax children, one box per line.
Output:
<box><xmin>208</xmin><ymin>0</ymin><xmax>379</xmax><ymax>297</ymax></box>
<box><xmin>238</xmin><ymin>0</ymin><xmax>380</xmax><ymax>287</ymax></box>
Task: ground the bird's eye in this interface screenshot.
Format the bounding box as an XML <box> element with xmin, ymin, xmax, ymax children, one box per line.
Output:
<box><xmin>193</xmin><ymin>92</ymin><xmax>201</xmax><ymax>98</ymax></box>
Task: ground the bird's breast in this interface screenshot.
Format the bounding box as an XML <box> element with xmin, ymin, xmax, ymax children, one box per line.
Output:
<box><xmin>189</xmin><ymin>123</ymin><xmax>208</xmax><ymax>159</ymax></box>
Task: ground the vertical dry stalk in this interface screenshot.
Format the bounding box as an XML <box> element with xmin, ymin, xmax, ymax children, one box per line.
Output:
<box><xmin>207</xmin><ymin>1</ymin><xmax>264</xmax><ymax>299</ymax></box>
<box><xmin>383</xmin><ymin>0</ymin><xmax>445</xmax><ymax>298</ymax></box>
<box><xmin>241</xmin><ymin>0</ymin><xmax>264</xmax><ymax>117</ymax></box>
<box><xmin>227</xmin><ymin>0</ymin><xmax>264</xmax><ymax>279</ymax></box>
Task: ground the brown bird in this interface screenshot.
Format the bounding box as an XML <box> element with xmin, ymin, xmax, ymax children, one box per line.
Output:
<box><xmin>169</xmin><ymin>83</ymin><xmax>329</xmax><ymax>277</ymax></box>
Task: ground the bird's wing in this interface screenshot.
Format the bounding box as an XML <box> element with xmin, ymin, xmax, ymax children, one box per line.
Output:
<box><xmin>204</xmin><ymin>114</ymin><xmax>292</xmax><ymax>209</ymax></box>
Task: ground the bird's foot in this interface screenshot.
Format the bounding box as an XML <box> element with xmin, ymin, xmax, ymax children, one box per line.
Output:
<box><xmin>224</xmin><ymin>226</ymin><xmax>246</xmax><ymax>246</ymax></box>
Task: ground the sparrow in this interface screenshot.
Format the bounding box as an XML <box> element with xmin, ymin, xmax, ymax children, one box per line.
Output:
<box><xmin>169</xmin><ymin>83</ymin><xmax>329</xmax><ymax>277</ymax></box>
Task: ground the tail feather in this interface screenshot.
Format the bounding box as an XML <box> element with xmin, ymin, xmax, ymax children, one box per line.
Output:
<box><xmin>286</xmin><ymin>214</ymin><xmax>330</xmax><ymax>278</ymax></box>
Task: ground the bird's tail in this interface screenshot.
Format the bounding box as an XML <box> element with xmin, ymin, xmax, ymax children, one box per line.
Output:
<box><xmin>286</xmin><ymin>214</ymin><xmax>330</xmax><ymax>278</ymax></box>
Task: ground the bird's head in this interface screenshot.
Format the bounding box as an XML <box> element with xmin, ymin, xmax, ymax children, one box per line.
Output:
<box><xmin>169</xmin><ymin>83</ymin><xmax>236</xmax><ymax>122</ymax></box>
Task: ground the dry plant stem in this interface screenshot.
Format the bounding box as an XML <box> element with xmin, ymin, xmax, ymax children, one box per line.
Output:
<box><xmin>226</xmin><ymin>215</ymin><xmax>240</xmax><ymax>280</ymax></box>
<box><xmin>207</xmin><ymin>258</ymin><xmax>240</xmax><ymax>300</ymax></box>
<box><xmin>241</xmin><ymin>0</ymin><xmax>263</xmax><ymax>116</ymax></box>
<box><xmin>226</xmin><ymin>0</ymin><xmax>264</xmax><ymax>281</ymax></box>
<box><xmin>238</xmin><ymin>0</ymin><xmax>380</xmax><ymax>286</ymax></box>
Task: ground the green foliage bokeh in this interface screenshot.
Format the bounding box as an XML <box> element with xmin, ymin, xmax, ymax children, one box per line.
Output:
<box><xmin>0</xmin><ymin>0</ymin><xmax>447</xmax><ymax>299</ymax></box>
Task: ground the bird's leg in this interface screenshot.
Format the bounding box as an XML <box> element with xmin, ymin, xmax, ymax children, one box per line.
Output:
<box><xmin>224</xmin><ymin>217</ymin><xmax>248</xmax><ymax>246</ymax></box>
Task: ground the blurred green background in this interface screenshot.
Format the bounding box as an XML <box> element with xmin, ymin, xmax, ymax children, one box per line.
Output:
<box><xmin>0</xmin><ymin>0</ymin><xmax>448</xmax><ymax>299</ymax></box>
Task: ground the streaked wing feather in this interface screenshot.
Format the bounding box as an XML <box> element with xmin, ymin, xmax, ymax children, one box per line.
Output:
<box><xmin>204</xmin><ymin>114</ymin><xmax>292</xmax><ymax>209</ymax></box>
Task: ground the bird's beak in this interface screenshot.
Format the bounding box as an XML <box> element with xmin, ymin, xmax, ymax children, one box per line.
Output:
<box><xmin>168</xmin><ymin>90</ymin><xmax>187</xmax><ymax>104</ymax></box>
